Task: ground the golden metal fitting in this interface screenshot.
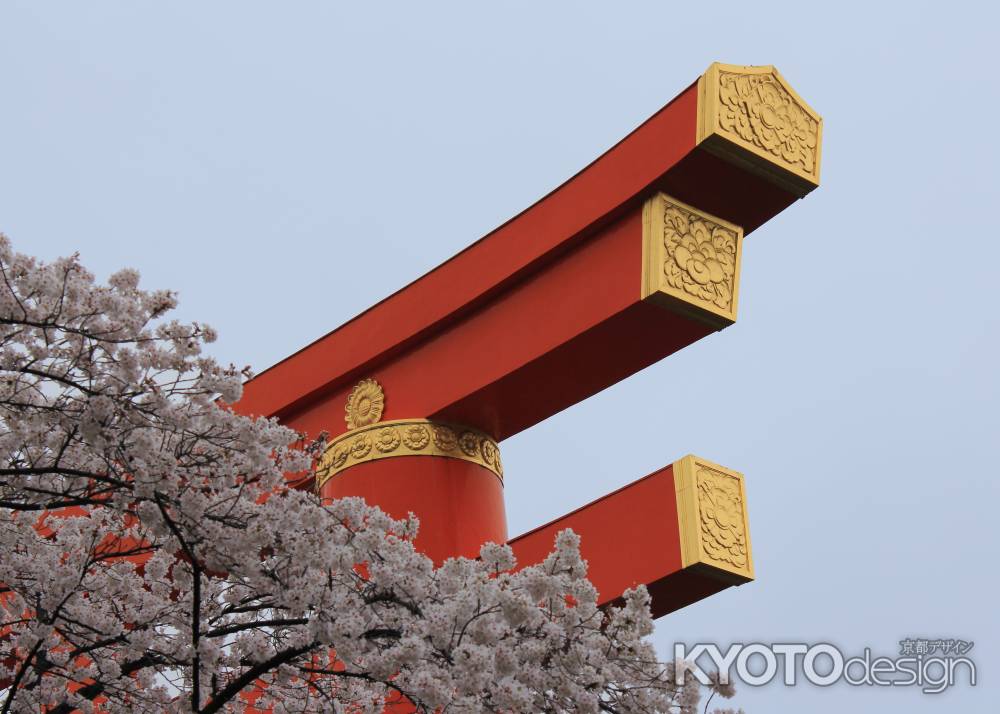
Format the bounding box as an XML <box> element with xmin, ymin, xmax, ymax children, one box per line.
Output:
<box><xmin>316</xmin><ymin>419</ymin><xmax>503</xmax><ymax>489</ymax></box>
<box><xmin>642</xmin><ymin>192</ymin><xmax>744</xmax><ymax>329</ymax></box>
<box><xmin>673</xmin><ymin>454</ymin><xmax>754</xmax><ymax>584</ymax></box>
<box><xmin>697</xmin><ymin>62</ymin><xmax>822</xmax><ymax>197</ymax></box>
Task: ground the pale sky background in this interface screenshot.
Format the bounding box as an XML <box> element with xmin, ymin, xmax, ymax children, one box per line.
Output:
<box><xmin>2</xmin><ymin>2</ymin><xmax>997</xmax><ymax>711</ymax></box>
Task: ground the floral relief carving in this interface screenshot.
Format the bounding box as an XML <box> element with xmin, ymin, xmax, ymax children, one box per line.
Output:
<box><xmin>374</xmin><ymin>427</ymin><xmax>400</xmax><ymax>453</ymax></box>
<box><xmin>480</xmin><ymin>440</ymin><xmax>502</xmax><ymax>477</ymax></box>
<box><xmin>459</xmin><ymin>432</ymin><xmax>480</xmax><ymax>457</ymax></box>
<box><xmin>401</xmin><ymin>424</ymin><xmax>430</xmax><ymax>451</ymax></box>
<box><xmin>345</xmin><ymin>378</ymin><xmax>385</xmax><ymax>430</ymax></box>
<box><xmin>696</xmin><ymin>467</ymin><xmax>748</xmax><ymax>570</ymax></box>
<box><xmin>661</xmin><ymin>203</ymin><xmax>738</xmax><ymax>313</ymax></box>
<box><xmin>330</xmin><ymin>446</ymin><xmax>349</xmax><ymax>469</ymax></box>
<box><xmin>349</xmin><ymin>434</ymin><xmax>372</xmax><ymax>460</ymax></box>
<box><xmin>717</xmin><ymin>71</ymin><xmax>819</xmax><ymax>177</ymax></box>
<box><xmin>433</xmin><ymin>425</ymin><xmax>458</xmax><ymax>452</ymax></box>
<box><xmin>318</xmin><ymin>420</ymin><xmax>503</xmax><ymax>487</ymax></box>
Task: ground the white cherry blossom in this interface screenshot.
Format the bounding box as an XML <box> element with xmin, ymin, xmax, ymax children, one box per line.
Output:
<box><xmin>0</xmin><ymin>235</ymin><xmax>735</xmax><ymax>713</ymax></box>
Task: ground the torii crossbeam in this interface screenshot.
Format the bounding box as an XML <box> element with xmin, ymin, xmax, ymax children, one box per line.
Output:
<box><xmin>236</xmin><ymin>63</ymin><xmax>822</xmax><ymax>619</ymax></box>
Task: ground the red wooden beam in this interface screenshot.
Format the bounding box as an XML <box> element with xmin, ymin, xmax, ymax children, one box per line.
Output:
<box><xmin>235</xmin><ymin>63</ymin><xmax>820</xmax><ymax>445</ymax></box>
<box><xmin>508</xmin><ymin>455</ymin><xmax>754</xmax><ymax>619</ymax></box>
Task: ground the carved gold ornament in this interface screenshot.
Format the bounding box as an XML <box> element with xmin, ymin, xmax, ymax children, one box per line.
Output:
<box><xmin>433</xmin><ymin>425</ymin><xmax>459</xmax><ymax>451</ymax></box>
<box><xmin>344</xmin><ymin>378</ymin><xmax>384</xmax><ymax>430</ymax></box>
<box><xmin>697</xmin><ymin>63</ymin><xmax>822</xmax><ymax>197</ymax></box>
<box><xmin>374</xmin><ymin>426</ymin><xmax>401</xmax><ymax>453</ymax></box>
<box><xmin>697</xmin><ymin>468</ymin><xmax>749</xmax><ymax>569</ymax></box>
<box><xmin>673</xmin><ymin>454</ymin><xmax>754</xmax><ymax>583</ymax></box>
<box><xmin>642</xmin><ymin>192</ymin><xmax>743</xmax><ymax>328</ymax></box>
<box><xmin>316</xmin><ymin>419</ymin><xmax>503</xmax><ymax>489</ymax></box>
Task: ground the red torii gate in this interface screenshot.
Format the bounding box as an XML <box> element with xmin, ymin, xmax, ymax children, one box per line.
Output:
<box><xmin>235</xmin><ymin>62</ymin><xmax>822</xmax><ymax>619</ymax></box>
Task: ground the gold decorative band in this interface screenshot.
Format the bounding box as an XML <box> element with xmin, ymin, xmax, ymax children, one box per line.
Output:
<box><xmin>316</xmin><ymin>419</ymin><xmax>503</xmax><ymax>489</ymax></box>
<box><xmin>673</xmin><ymin>454</ymin><xmax>754</xmax><ymax>584</ymax></box>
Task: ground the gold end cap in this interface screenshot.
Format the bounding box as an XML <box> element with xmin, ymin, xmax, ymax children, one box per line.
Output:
<box><xmin>697</xmin><ymin>62</ymin><xmax>822</xmax><ymax>197</ymax></box>
<box><xmin>673</xmin><ymin>454</ymin><xmax>754</xmax><ymax>584</ymax></box>
<box><xmin>642</xmin><ymin>192</ymin><xmax>744</xmax><ymax>329</ymax></box>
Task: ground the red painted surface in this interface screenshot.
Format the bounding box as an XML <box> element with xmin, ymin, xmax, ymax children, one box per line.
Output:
<box><xmin>508</xmin><ymin>464</ymin><xmax>734</xmax><ymax>619</ymax></box>
<box><xmin>233</xmin><ymin>70</ymin><xmax>790</xmax><ymax>617</ymax></box>
<box><xmin>238</xmin><ymin>79</ymin><xmax>800</xmax><ymax>433</ymax></box>
<box><xmin>510</xmin><ymin>464</ymin><xmax>680</xmax><ymax>603</ymax></box>
<box><xmin>320</xmin><ymin>457</ymin><xmax>506</xmax><ymax>564</ymax></box>
<box><xmin>235</xmin><ymin>83</ymin><xmax>701</xmax><ymax>425</ymax></box>
<box><xmin>277</xmin><ymin>207</ymin><xmax>712</xmax><ymax>443</ymax></box>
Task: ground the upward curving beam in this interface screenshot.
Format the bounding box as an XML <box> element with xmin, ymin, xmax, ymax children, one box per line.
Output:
<box><xmin>235</xmin><ymin>63</ymin><xmax>821</xmax><ymax>445</ymax></box>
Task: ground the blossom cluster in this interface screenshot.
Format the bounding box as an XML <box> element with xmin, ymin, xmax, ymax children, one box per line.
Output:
<box><xmin>0</xmin><ymin>236</ymin><xmax>735</xmax><ymax>713</ymax></box>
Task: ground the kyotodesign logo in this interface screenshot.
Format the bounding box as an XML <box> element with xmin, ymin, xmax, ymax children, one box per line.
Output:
<box><xmin>674</xmin><ymin>638</ymin><xmax>976</xmax><ymax>694</ymax></box>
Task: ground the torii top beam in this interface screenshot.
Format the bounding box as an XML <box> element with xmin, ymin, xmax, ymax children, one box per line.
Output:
<box><xmin>236</xmin><ymin>63</ymin><xmax>822</xmax><ymax>617</ymax></box>
<box><xmin>236</xmin><ymin>63</ymin><xmax>820</xmax><ymax>441</ymax></box>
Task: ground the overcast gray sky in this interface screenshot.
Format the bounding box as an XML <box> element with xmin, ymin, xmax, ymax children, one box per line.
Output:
<box><xmin>2</xmin><ymin>2</ymin><xmax>997</xmax><ymax>711</ymax></box>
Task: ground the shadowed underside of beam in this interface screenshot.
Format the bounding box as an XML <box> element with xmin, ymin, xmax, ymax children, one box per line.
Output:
<box><xmin>508</xmin><ymin>455</ymin><xmax>754</xmax><ymax>619</ymax></box>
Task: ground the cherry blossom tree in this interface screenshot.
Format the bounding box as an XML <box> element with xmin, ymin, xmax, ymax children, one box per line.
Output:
<box><xmin>0</xmin><ymin>235</ymin><xmax>738</xmax><ymax>713</ymax></box>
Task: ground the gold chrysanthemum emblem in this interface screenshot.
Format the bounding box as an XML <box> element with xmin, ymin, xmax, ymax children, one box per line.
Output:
<box><xmin>345</xmin><ymin>378</ymin><xmax>385</xmax><ymax>430</ymax></box>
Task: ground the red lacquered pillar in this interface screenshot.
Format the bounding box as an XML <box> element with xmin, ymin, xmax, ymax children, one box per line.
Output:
<box><xmin>316</xmin><ymin>401</ymin><xmax>506</xmax><ymax>563</ymax></box>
